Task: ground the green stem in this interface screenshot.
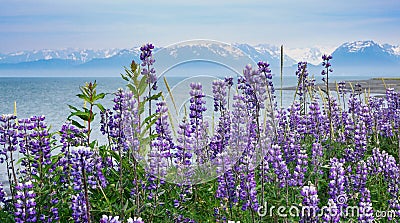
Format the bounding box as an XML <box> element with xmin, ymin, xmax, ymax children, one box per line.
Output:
<box><xmin>81</xmin><ymin>155</ymin><xmax>91</xmax><ymax>223</ymax></box>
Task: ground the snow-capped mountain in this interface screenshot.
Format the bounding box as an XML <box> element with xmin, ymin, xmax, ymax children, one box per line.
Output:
<box><xmin>332</xmin><ymin>40</ymin><xmax>399</xmax><ymax>66</ymax></box>
<box><xmin>382</xmin><ymin>43</ymin><xmax>400</xmax><ymax>56</ymax></box>
<box><xmin>0</xmin><ymin>40</ymin><xmax>399</xmax><ymax>77</ymax></box>
<box><xmin>285</xmin><ymin>47</ymin><xmax>335</xmax><ymax>65</ymax></box>
<box><xmin>329</xmin><ymin>40</ymin><xmax>400</xmax><ymax>75</ymax></box>
<box><xmin>235</xmin><ymin>43</ymin><xmax>297</xmax><ymax>67</ymax></box>
<box><xmin>0</xmin><ymin>48</ymin><xmax>121</xmax><ymax>64</ymax></box>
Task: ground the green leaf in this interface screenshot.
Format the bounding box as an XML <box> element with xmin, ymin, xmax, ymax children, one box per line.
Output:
<box><xmin>141</xmin><ymin>117</ymin><xmax>158</xmax><ymax>135</ymax></box>
<box><xmin>95</xmin><ymin>103</ymin><xmax>106</xmax><ymax>112</ymax></box>
<box><xmin>76</xmin><ymin>93</ymin><xmax>89</xmax><ymax>101</ymax></box>
<box><xmin>145</xmin><ymin>92</ymin><xmax>163</xmax><ymax>102</ymax></box>
<box><xmin>142</xmin><ymin>112</ymin><xmax>159</xmax><ymax>126</ymax></box>
<box><xmin>69</xmin><ymin>111</ymin><xmax>90</xmax><ymax>121</ymax></box>
<box><xmin>120</xmin><ymin>73</ymin><xmax>130</xmax><ymax>82</ymax></box>
<box><xmin>94</xmin><ymin>93</ymin><xmax>106</xmax><ymax>101</ymax></box>
<box><xmin>89</xmin><ymin>140</ymin><xmax>97</xmax><ymax>148</ymax></box>
<box><xmin>127</xmin><ymin>83</ymin><xmax>138</xmax><ymax>96</ymax></box>
<box><xmin>71</xmin><ymin>120</ymin><xmax>85</xmax><ymax>129</ymax></box>
<box><xmin>68</xmin><ymin>104</ymin><xmax>79</xmax><ymax>112</ymax></box>
<box><xmin>138</xmin><ymin>76</ymin><xmax>148</xmax><ymax>96</ymax></box>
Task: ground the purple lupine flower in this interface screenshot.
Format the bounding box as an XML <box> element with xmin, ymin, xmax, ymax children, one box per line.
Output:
<box><xmin>352</xmin><ymin>160</ymin><xmax>368</xmax><ymax>191</ymax></box>
<box><xmin>275</xmin><ymin>108</ymin><xmax>288</xmax><ymax>146</ymax></box>
<box><xmin>338</xmin><ymin>81</ymin><xmax>347</xmax><ymax>95</ymax></box>
<box><xmin>153</xmin><ymin>101</ymin><xmax>174</xmax><ymax>162</ymax></box>
<box><xmin>71</xmin><ymin>192</ymin><xmax>88</xmax><ymax>222</ymax></box>
<box><xmin>140</xmin><ymin>43</ymin><xmax>157</xmax><ymax>88</ymax></box>
<box><xmin>99</xmin><ymin>216</ymin><xmax>144</xmax><ymax>223</ymax></box>
<box><xmin>146</xmin><ymin>102</ymin><xmax>171</xmax><ymax>199</ymax></box>
<box><xmin>175</xmin><ymin>214</ymin><xmax>196</xmax><ymax>223</ymax></box>
<box><xmin>238</xmin><ymin>168</ymin><xmax>258</xmax><ymax>212</ymax></box>
<box><xmin>295</xmin><ymin>62</ymin><xmax>309</xmax><ymax>103</ymax></box>
<box><xmin>100</xmin><ymin>215</ymin><xmax>121</xmax><ymax>223</ymax></box>
<box><xmin>210</xmin><ymin>80</ymin><xmax>231</xmax><ymax>160</ymax></box>
<box><xmin>354</xmin><ymin>122</ymin><xmax>367</xmax><ymax>161</ymax></box>
<box><xmin>0</xmin><ymin>114</ymin><xmax>18</xmax><ymax>164</ymax></box>
<box><xmin>229</xmin><ymin>94</ymin><xmax>249</xmax><ymax>158</ymax></box>
<box><xmin>215</xmin><ymin>169</ymin><xmax>238</xmax><ymax>208</ymax></box>
<box><xmin>15</xmin><ymin>118</ymin><xmax>35</xmax><ymax>176</ymax></box>
<box><xmin>348</xmin><ymin>94</ymin><xmax>362</xmax><ymax>118</ymax></box>
<box><xmin>329</xmin><ymin>98</ymin><xmax>341</xmax><ymax>129</ymax></box>
<box><xmin>311</xmin><ymin>142</ymin><xmax>323</xmax><ymax>175</ymax></box>
<box><xmin>291</xmin><ymin>149</ymin><xmax>308</xmax><ymax>187</ymax></box>
<box><xmin>368</xmin><ymin>96</ymin><xmax>384</xmax><ymax>136</ymax></box>
<box><xmin>1</xmin><ymin>115</ymin><xmax>26</xmax><ymax>198</ymax></box>
<box><xmin>358</xmin><ymin>188</ymin><xmax>374</xmax><ymax>222</ymax></box>
<box><xmin>267</xmin><ymin>144</ymin><xmax>290</xmax><ymax>188</ymax></box>
<box><xmin>257</xmin><ymin>61</ymin><xmax>275</xmax><ymax>105</ymax></box>
<box><xmin>58</xmin><ymin>121</ymin><xmax>87</xmax><ymax>184</ymax></box>
<box><xmin>102</xmin><ymin>89</ymin><xmax>131</xmax><ymax>152</ymax></box>
<box><xmin>70</xmin><ymin>146</ymin><xmax>97</xmax><ymax>191</ymax></box>
<box><xmin>0</xmin><ymin>182</ymin><xmax>5</xmax><ymax>204</ymax></box>
<box><xmin>241</xmin><ymin>64</ymin><xmax>269</xmax><ymax>109</ymax></box>
<box><xmin>189</xmin><ymin>82</ymin><xmax>209</xmax><ymax>164</ymax></box>
<box><xmin>383</xmin><ymin>88</ymin><xmax>400</xmax><ymax>138</ymax></box>
<box><xmin>327</xmin><ymin>158</ymin><xmax>347</xmax><ymax>221</ymax></box>
<box><xmin>366</xmin><ymin>148</ymin><xmax>400</xmax><ymax>219</ymax></box>
<box><xmin>288</xmin><ymin>101</ymin><xmax>305</xmax><ymax>135</ymax></box>
<box><xmin>174</xmin><ymin>119</ymin><xmax>194</xmax><ymax>184</ymax></box>
<box><xmin>322</xmin><ymin>198</ymin><xmax>340</xmax><ymax>223</ymax></box>
<box><xmin>321</xmin><ymin>54</ymin><xmax>333</xmax><ymax>72</ymax></box>
<box><xmin>129</xmin><ymin>217</ymin><xmax>144</xmax><ymax>223</ymax></box>
<box><xmin>354</xmin><ymin>82</ymin><xmax>362</xmax><ymax>96</ymax></box>
<box><xmin>14</xmin><ymin>181</ymin><xmax>37</xmax><ymax>223</ymax></box>
<box><xmin>232</xmin><ymin>101</ymin><xmax>259</xmax><ymax>212</ymax></box>
<box><xmin>212</xmin><ymin>79</ymin><xmax>227</xmax><ymax>112</ymax></box>
<box><xmin>224</xmin><ymin>76</ymin><xmax>233</xmax><ymax>88</ymax></box>
<box><xmin>60</xmin><ymin>121</ymin><xmax>86</xmax><ymax>153</ymax></box>
<box><xmin>24</xmin><ymin>116</ymin><xmax>53</xmax><ymax>176</ymax></box>
<box><xmin>281</xmin><ymin>131</ymin><xmax>300</xmax><ymax>165</ymax></box>
<box><xmin>307</xmin><ymin>99</ymin><xmax>327</xmax><ymax>141</ymax></box>
<box><xmin>300</xmin><ymin>184</ymin><xmax>319</xmax><ymax>223</ymax></box>
<box><xmin>121</xmin><ymin>90</ymin><xmax>140</xmax><ymax>154</ymax></box>
<box><xmin>69</xmin><ymin>146</ymin><xmax>107</xmax><ymax>222</ymax></box>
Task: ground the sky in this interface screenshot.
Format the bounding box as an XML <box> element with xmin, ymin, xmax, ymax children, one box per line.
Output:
<box><xmin>0</xmin><ymin>0</ymin><xmax>399</xmax><ymax>53</ymax></box>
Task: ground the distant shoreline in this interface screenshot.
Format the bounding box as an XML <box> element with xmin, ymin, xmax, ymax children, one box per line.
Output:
<box><xmin>278</xmin><ymin>77</ymin><xmax>400</xmax><ymax>95</ymax></box>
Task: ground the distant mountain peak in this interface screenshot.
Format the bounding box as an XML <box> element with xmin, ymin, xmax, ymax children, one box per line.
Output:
<box><xmin>1</xmin><ymin>40</ymin><xmax>399</xmax><ymax>76</ymax></box>
<box><xmin>340</xmin><ymin>40</ymin><xmax>382</xmax><ymax>53</ymax></box>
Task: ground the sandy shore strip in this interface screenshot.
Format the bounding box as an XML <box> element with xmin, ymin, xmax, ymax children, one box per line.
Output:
<box><xmin>279</xmin><ymin>77</ymin><xmax>400</xmax><ymax>95</ymax></box>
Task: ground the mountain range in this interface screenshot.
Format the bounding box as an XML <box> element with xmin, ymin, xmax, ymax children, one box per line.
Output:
<box><xmin>0</xmin><ymin>40</ymin><xmax>399</xmax><ymax>76</ymax></box>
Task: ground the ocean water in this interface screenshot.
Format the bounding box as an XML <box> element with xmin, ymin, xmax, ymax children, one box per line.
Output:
<box><xmin>0</xmin><ymin>67</ymin><xmax>375</xmax><ymax>187</ymax></box>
